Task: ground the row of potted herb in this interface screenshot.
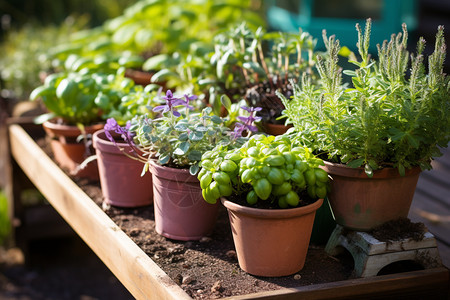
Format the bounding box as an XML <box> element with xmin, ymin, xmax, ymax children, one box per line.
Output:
<box><xmin>30</xmin><ymin>18</ymin><xmax>449</xmax><ymax>278</ymax></box>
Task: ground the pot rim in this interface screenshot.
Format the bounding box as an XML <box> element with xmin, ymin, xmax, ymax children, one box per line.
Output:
<box><xmin>148</xmin><ymin>159</ymin><xmax>199</xmax><ymax>183</ymax></box>
<box><xmin>93</xmin><ymin>129</ymin><xmax>133</xmax><ymax>153</ymax></box>
<box><xmin>321</xmin><ymin>160</ymin><xmax>422</xmax><ymax>179</ymax></box>
<box><xmin>43</xmin><ymin>119</ymin><xmax>104</xmax><ymax>137</ymax></box>
<box><xmin>221</xmin><ymin>197</ymin><xmax>323</xmax><ymax>219</ymax></box>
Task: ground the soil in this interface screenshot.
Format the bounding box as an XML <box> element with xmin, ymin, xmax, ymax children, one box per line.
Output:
<box><xmin>370</xmin><ymin>218</ymin><xmax>426</xmax><ymax>243</ymax></box>
<box><xmin>78</xmin><ymin>177</ymin><xmax>354</xmax><ymax>299</ymax></box>
<box><xmin>2</xmin><ymin>133</ymin><xmax>430</xmax><ymax>300</ymax></box>
<box><xmin>244</xmin><ymin>79</ymin><xmax>294</xmax><ymax>125</ymax></box>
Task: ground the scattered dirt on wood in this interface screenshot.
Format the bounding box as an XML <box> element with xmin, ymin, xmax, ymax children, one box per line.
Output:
<box><xmin>370</xmin><ymin>218</ymin><xmax>426</xmax><ymax>243</ymax></box>
<box><xmin>79</xmin><ymin>178</ymin><xmax>353</xmax><ymax>299</ymax></box>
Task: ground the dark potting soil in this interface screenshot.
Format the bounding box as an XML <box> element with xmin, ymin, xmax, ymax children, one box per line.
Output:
<box><xmin>370</xmin><ymin>217</ymin><xmax>427</xmax><ymax>243</ymax></box>
<box><xmin>79</xmin><ymin>179</ymin><xmax>354</xmax><ymax>299</ymax></box>
<box><xmin>29</xmin><ymin>136</ymin><xmax>429</xmax><ymax>299</ymax></box>
<box><xmin>244</xmin><ymin>78</ymin><xmax>294</xmax><ymax>125</ymax></box>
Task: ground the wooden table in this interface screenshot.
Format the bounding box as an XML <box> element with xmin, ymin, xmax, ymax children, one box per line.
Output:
<box><xmin>7</xmin><ymin>123</ymin><xmax>450</xmax><ymax>300</ymax></box>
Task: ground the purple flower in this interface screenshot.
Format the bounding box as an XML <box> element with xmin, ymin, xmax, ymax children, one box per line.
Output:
<box><xmin>229</xmin><ymin>106</ymin><xmax>262</xmax><ymax>139</ymax></box>
<box><xmin>104</xmin><ymin>118</ymin><xmax>135</xmax><ymax>146</ymax></box>
<box><xmin>152</xmin><ymin>90</ymin><xmax>194</xmax><ymax>117</ymax></box>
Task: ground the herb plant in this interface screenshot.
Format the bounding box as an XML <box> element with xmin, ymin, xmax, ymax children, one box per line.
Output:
<box><xmin>105</xmin><ymin>90</ymin><xmax>242</xmax><ymax>175</ymax></box>
<box><xmin>198</xmin><ymin>134</ymin><xmax>329</xmax><ymax>207</ymax></box>
<box><xmin>279</xmin><ymin>19</ymin><xmax>450</xmax><ymax>177</ymax></box>
<box><xmin>211</xmin><ymin>23</ymin><xmax>318</xmax><ymax>123</ymax></box>
<box><xmin>30</xmin><ymin>68</ymin><xmax>156</xmax><ymax>126</ymax></box>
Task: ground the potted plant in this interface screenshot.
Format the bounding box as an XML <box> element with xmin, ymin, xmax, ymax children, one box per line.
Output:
<box><xmin>30</xmin><ymin>67</ymin><xmax>137</xmax><ymax>179</ymax></box>
<box><xmin>278</xmin><ymin>19</ymin><xmax>450</xmax><ymax>231</ymax></box>
<box><xmin>109</xmin><ymin>89</ymin><xmax>242</xmax><ymax>240</ymax></box>
<box><xmin>92</xmin><ymin>85</ymin><xmax>161</xmax><ymax>208</ymax></box>
<box><xmin>211</xmin><ymin>23</ymin><xmax>318</xmax><ymax>134</ymax></box>
<box><xmin>198</xmin><ymin>132</ymin><xmax>328</xmax><ymax>276</ymax></box>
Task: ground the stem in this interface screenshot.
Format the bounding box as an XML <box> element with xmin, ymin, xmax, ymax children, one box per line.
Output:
<box><xmin>257</xmin><ymin>42</ymin><xmax>273</xmax><ymax>89</ymax></box>
<box><xmin>284</xmin><ymin>54</ymin><xmax>289</xmax><ymax>84</ymax></box>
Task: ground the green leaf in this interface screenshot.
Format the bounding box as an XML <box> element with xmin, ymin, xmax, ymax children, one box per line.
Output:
<box><xmin>189</xmin><ymin>164</ymin><xmax>200</xmax><ymax>176</ymax></box>
<box><xmin>338</xmin><ymin>46</ymin><xmax>353</xmax><ymax>57</ymax></box>
<box><xmin>33</xmin><ymin>112</ymin><xmax>55</xmax><ymax>124</ymax></box>
<box><xmin>174</xmin><ymin>123</ymin><xmax>187</xmax><ymax>131</ymax></box>
<box><xmin>178</xmin><ymin>132</ymin><xmax>188</xmax><ymax>141</ymax></box>
<box><xmin>112</xmin><ymin>23</ymin><xmax>140</xmax><ymax>46</ymax></box>
<box><xmin>177</xmin><ymin>141</ymin><xmax>191</xmax><ymax>154</ymax></box>
<box><xmin>159</xmin><ymin>154</ymin><xmax>170</xmax><ymax>165</ymax></box>
<box><xmin>351</xmin><ymin>77</ymin><xmax>364</xmax><ymax>91</ymax></box>
<box><xmin>188</xmin><ymin>150</ymin><xmax>202</xmax><ymax>162</ymax></box>
<box><xmin>150</xmin><ymin>69</ymin><xmax>179</xmax><ymax>83</ymax></box>
<box><xmin>347</xmin><ymin>158</ymin><xmax>365</xmax><ymax>168</ymax></box>
<box><xmin>143</xmin><ymin>54</ymin><xmax>170</xmax><ymax>71</ymax></box>
<box><xmin>188</xmin><ymin>131</ymin><xmax>204</xmax><ymax>141</ymax></box>
<box><xmin>220</xmin><ymin>94</ymin><xmax>232</xmax><ymax>112</ymax></box>
<box><xmin>210</xmin><ymin>89</ymin><xmax>221</xmax><ymax>116</ymax></box>
<box><xmin>389</xmin><ymin>127</ymin><xmax>406</xmax><ymax>142</ymax></box>
<box><xmin>406</xmin><ymin>133</ymin><xmax>419</xmax><ymax>148</ymax></box>
<box><xmin>195</xmin><ymin>125</ymin><xmax>208</xmax><ymax>132</ymax></box>
<box><xmin>342</xmin><ymin>70</ymin><xmax>356</xmax><ymax>77</ymax></box>
<box><xmin>210</xmin><ymin>115</ymin><xmax>223</xmax><ymax>124</ymax></box>
<box><xmin>242</xmin><ymin>62</ymin><xmax>265</xmax><ymax>76</ymax></box>
<box><xmin>134</xmin><ymin>28</ymin><xmax>154</xmax><ymax>49</ymax></box>
<box><xmin>398</xmin><ymin>164</ymin><xmax>406</xmax><ymax>176</ymax></box>
<box><xmin>141</xmin><ymin>162</ymin><xmax>149</xmax><ymax>177</ymax></box>
<box><xmin>364</xmin><ymin>163</ymin><xmax>373</xmax><ymax>178</ymax></box>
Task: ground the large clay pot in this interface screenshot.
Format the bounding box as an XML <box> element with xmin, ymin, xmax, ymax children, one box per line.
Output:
<box><xmin>320</xmin><ymin>161</ymin><xmax>421</xmax><ymax>231</ymax></box>
<box><xmin>93</xmin><ymin>130</ymin><xmax>153</xmax><ymax>208</ymax></box>
<box><xmin>222</xmin><ymin>198</ymin><xmax>323</xmax><ymax>277</ymax></box>
<box><xmin>148</xmin><ymin>161</ymin><xmax>220</xmax><ymax>241</ymax></box>
<box><xmin>42</xmin><ymin>120</ymin><xmax>102</xmax><ymax>180</ymax></box>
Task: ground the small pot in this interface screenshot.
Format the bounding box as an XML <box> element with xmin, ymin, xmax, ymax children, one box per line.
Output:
<box><xmin>222</xmin><ymin>198</ymin><xmax>323</xmax><ymax>277</ymax></box>
<box><xmin>320</xmin><ymin>161</ymin><xmax>422</xmax><ymax>231</ymax></box>
<box><xmin>149</xmin><ymin>161</ymin><xmax>220</xmax><ymax>241</ymax></box>
<box><xmin>263</xmin><ymin>122</ymin><xmax>292</xmax><ymax>136</ymax></box>
<box><xmin>93</xmin><ymin>130</ymin><xmax>153</xmax><ymax>208</ymax></box>
<box><xmin>42</xmin><ymin>120</ymin><xmax>102</xmax><ymax>180</ymax></box>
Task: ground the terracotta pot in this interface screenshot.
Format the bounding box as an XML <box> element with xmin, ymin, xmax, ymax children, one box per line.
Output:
<box><xmin>320</xmin><ymin>161</ymin><xmax>422</xmax><ymax>231</ymax></box>
<box><xmin>42</xmin><ymin>120</ymin><xmax>102</xmax><ymax>180</ymax></box>
<box><xmin>222</xmin><ymin>198</ymin><xmax>323</xmax><ymax>277</ymax></box>
<box><xmin>93</xmin><ymin>130</ymin><xmax>153</xmax><ymax>207</ymax></box>
<box><xmin>148</xmin><ymin>161</ymin><xmax>220</xmax><ymax>241</ymax></box>
<box><xmin>263</xmin><ymin>122</ymin><xmax>292</xmax><ymax>136</ymax></box>
<box><xmin>125</xmin><ymin>69</ymin><xmax>153</xmax><ymax>86</ymax></box>
<box><xmin>124</xmin><ymin>69</ymin><xmax>168</xmax><ymax>89</ymax></box>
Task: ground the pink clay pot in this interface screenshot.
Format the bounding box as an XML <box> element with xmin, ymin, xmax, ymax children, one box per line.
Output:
<box><xmin>93</xmin><ymin>130</ymin><xmax>153</xmax><ymax>208</ymax></box>
<box><xmin>149</xmin><ymin>160</ymin><xmax>220</xmax><ymax>241</ymax></box>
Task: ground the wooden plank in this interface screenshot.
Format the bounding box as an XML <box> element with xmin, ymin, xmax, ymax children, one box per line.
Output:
<box><xmin>410</xmin><ymin>193</ymin><xmax>450</xmax><ymax>268</ymax></box>
<box><xmin>415</xmin><ymin>174</ymin><xmax>450</xmax><ymax>209</ymax></box>
<box><xmin>225</xmin><ymin>268</ymin><xmax>450</xmax><ymax>300</ymax></box>
<box><xmin>8</xmin><ymin>124</ymin><xmax>191</xmax><ymax>300</ymax></box>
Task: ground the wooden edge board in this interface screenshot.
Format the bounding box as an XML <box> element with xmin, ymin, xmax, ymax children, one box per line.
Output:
<box><xmin>224</xmin><ymin>267</ymin><xmax>450</xmax><ymax>299</ymax></box>
<box><xmin>8</xmin><ymin>124</ymin><xmax>192</xmax><ymax>300</ymax></box>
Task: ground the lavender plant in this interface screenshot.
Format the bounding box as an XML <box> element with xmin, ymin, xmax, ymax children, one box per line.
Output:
<box><xmin>279</xmin><ymin>19</ymin><xmax>450</xmax><ymax>177</ymax></box>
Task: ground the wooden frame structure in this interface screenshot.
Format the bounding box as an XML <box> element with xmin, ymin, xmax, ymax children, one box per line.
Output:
<box><xmin>7</xmin><ymin>123</ymin><xmax>450</xmax><ymax>299</ymax></box>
